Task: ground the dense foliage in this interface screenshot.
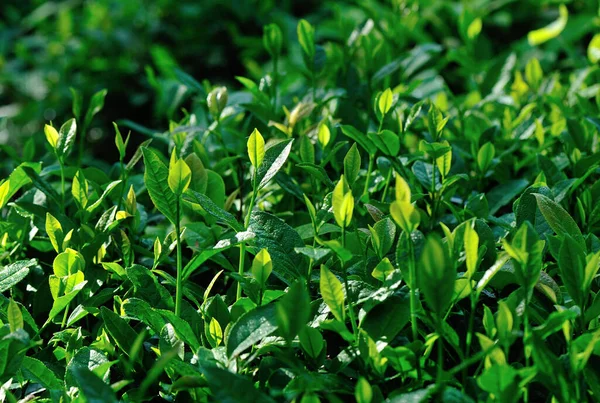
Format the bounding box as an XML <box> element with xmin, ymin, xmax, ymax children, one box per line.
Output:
<box><xmin>1</xmin><ymin>1</ymin><xmax>600</xmax><ymax>402</ymax></box>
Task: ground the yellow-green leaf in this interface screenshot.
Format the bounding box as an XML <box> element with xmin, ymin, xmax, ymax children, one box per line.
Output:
<box><xmin>251</xmin><ymin>248</ymin><xmax>273</xmax><ymax>288</ymax></box>
<box><xmin>378</xmin><ymin>88</ymin><xmax>393</xmax><ymax>116</ymax></box>
<box><xmin>332</xmin><ymin>176</ymin><xmax>352</xmax><ymax>228</ymax></box>
<box><xmin>44</xmin><ymin>124</ymin><xmax>59</xmax><ymax>149</ymax></box>
<box><xmin>395</xmin><ymin>174</ymin><xmax>411</xmax><ymax>203</ymax></box>
<box><xmin>72</xmin><ymin>170</ymin><xmax>89</xmax><ymax>209</ymax></box>
<box><xmin>390</xmin><ymin>200</ymin><xmax>420</xmax><ymax>233</ymax></box>
<box><xmin>527</xmin><ymin>5</ymin><xmax>568</xmax><ymax>46</ymax></box>
<box><xmin>318</xmin><ymin>123</ymin><xmax>331</xmax><ymax>148</ymax></box>
<box><xmin>247</xmin><ymin>128</ymin><xmax>265</xmax><ymax>168</ymax></box>
<box><xmin>45</xmin><ymin>213</ymin><xmax>64</xmax><ymax>253</ymax></box>
<box><xmin>168</xmin><ymin>158</ymin><xmax>192</xmax><ymax>196</ymax></box>
<box><xmin>207</xmin><ymin>317</ymin><xmax>223</xmax><ymax>347</ymax></box>
<box><xmin>588</xmin><ymin>34</ymin><xmax>600</xmax><ymax>64</ymax></box>
<box><xmin>320</xmin><ymin>265</ymin><xmax>345</xmax><ymax>322</ymax></box>
<box><xmin>464</xmin><ymin>221</ymin><xmax>479</xmax><ymax>278</ymax></box>
<box><xmin>467</xmin><ymin>18</ymin><xmax>482</xmax><ymax>40</ymax></box>
<box><xmin>7</xmin><ymin>299</ymin><xmax>23</xmax><ymax>333</ymax></box>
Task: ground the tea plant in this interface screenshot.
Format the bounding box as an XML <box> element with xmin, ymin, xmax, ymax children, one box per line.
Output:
<box><xmin>1</xmin><ymin>2</ymin><xmax>600</xmax><ymax>402</ymax></box>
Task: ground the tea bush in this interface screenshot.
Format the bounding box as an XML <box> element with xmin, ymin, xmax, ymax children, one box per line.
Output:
<box><xmin>1</xmin><ymin>1</ymin><xmax>600</xmax><ymax>402</ymax></box>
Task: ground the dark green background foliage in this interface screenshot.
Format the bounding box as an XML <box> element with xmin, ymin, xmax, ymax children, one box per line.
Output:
<box><xmin>1</xmin><ymin>0</ymin><xmax>600</xmax><ymax>401</ymax></box>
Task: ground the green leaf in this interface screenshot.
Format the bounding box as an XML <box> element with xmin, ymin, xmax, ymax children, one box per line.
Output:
<box><xmin>251</xmin><ymin>248</ymin><xmax>273</xmax><ymax>289</ymax></box>
<box><xmin>183</xmin><ymin>189</ymin><xmax>242</xmax><ymax>231</ymax></box>
<box><xmin>0</xmin><ymin>162</ymin><xmax>41</xmax><ymax>208</ymax></box>
<box><xmin>299</xmin><ymin>326</ymin><xmax>324</xmax><ymax>358</ymax></box>
<box><xmin>464</xmin><ymin>221</ymin><xmax>479</xmax><ymax>278</ymax></box>
<box><xmin>0</xmin><ymin>259</ymin><xmax>37</xmax><ymax>293</ymax></box>
<box><xmin>22</xmin><ymin>166</ymin><xmax>61</xmax><ymax>203</ymax></box>
<box><xmin>85</xmin><ymin>180</ymin><xmax>122</xmax><ymax>214</ymax></box>
<box><xmin>100</xmin><ymin>306</ymin><xmax>139</xmax><ymax>358</ymax></box>
<box><xmin>44</xmin><ymin>124</ymin><xmax>59</xmax><ymax>149</ymax></box>
<box><xmin>227</xmin><ymin>303</ymin><xmax>278</xmax><ymax>358</ymax></box>
<box><xmin>72</xmin><ymin>170</ymin><xmax>89</xmax><ymax>209</ymax></box>
<box><xmin>183</xmin><ymin>231</ymin><xmax>255</xmax><ymax>281</ymax></box>
<box><xmin>378</xmin><ymin>88</ymin><xmax>393</xmax><ymax>116</ymax></box>
<box><xmin>53</xmin><ymin>248</ymin><xmax>85</xmax><ymax>277</ymax></box>
<box><xmin>207</xmin><ymin>317</ymin><xmax>223</xmax><ymax>348</ymax></box>
<box><xmin>370</xmin><ymin>218</ymin><xmax>396</xmax><ymax>258</ymax></box>
<box><xmin>527</xmin><ymin>5</ymin><xmax>568</xmax><ymax>46</ymax></box>
<box><xmin>297</xmin><ymin>19</ymin><xmax>315</xmax><ymax>61</ymax></box>
<box><xmin>248</xmin><ymin>128</ymin><xmax>265</xmax><ymax>168</ymax></box>
<box><xmin>332</xmin><ymin>176</ymin><xmax>353</xmax><ymax>228</ymax></box>
<box><xmin>344</xmin><ymin>143</ymin><xmax>361</xmax><ymax>184</ymax></box>
<box><xmin>256</xmin><ymin>139</ymin><xmax>294</xmax><ymax>191</ymax></box>
<box><xmin>558</xmin><ymin>235</ymin><xmax>586</xmax><ymax>307</ymax></box>
<box><xmin>371</xmin><ymin>258</ymin><xmax>395</xmax><ymax>282</ymax></box>
<box><xmin>142</xmin><ymin>147</ymin><xmax>177</xmax><ymax>225</ymax></box>
<box><xmin>362</xmin><ymin>295</ymin><xmax>410</xmax><ymax>341</ymax></box>
<box><xmin>276</xmin><ymin>281</ymin><xmax>310</xmax><ymax>343</ymax></box>
<box><xmin>127</xmin><ymin>264</ymin><xmax>174</xmax><ymax>310</ymax></box>
<box><xmin>320</xmin><ymin>265</ymin><xmax>345</xmax><ymax>322</ymax></box>
<box><xmin>49</xmin><ymin>280</ymin><xmax>87</xmax><ymax>321</ymax></box>
<box><xmin>355</xmin><ymin>377</ymin><xmax>373</xmax><ymax>403</ymax></box>
<box><xmin>340</xmin><ymin>125</ymin><xmax>377</xmax><ymax>155</ymax></box>
<box><xmin>122</xmin><ymin>298</ymin><xmax>167</xmax><ymax>335</ymax></box>
<box><xmin>56</xmin><ymin>118</ymin><xmax>77</xmax><ymax>159</ymax></box>
<box><xmin>525</xmin><ymin>58</ymin><xmax>543</xmax><ymax>90</ymax></box>
<box><xmin>69</xmin><ymin>366</ymin><xmax>118</xmax><ymax>403</ymax></box>
<box><xmin>84</xmin><ymin>89</ymin><xmax>108</xmax><ymax>129</ymax></box>
<box><xmin>390</xmin><ymin>200</ymin><xmax>420</xmax><ymax>233</ymax></box>
<box><xmin>297</xmin><ymin>162</ymin><xmax>335</xmax><ymax>189</ymax></box>
<box><xmin>420</xmin><ymin>234</ymin><xmax>455</xmax><ymax>315</ymax></box>
<box><xmin>21</xmin><ymin>356</ymin><xmax>62</xmax><ymax>392</ymax></box>
<box><xmin>367</xmin><ymin>130</ymin><xmax>400</xmax><ymax>156</ymax></box>
<box><xmin>477</xmin><ymin>142</ymin><xmax>495</xmax><ymax>173</ymax></box>
<box><xmin>45</xmin><ymin>213</ymin><xmax>64</xmax><ymax>253</ymax></box>
<box><xmin>263</xmin><ymin>23</ymin><xmax>283</xmax><ymax>57</ymax></box>
<box><xmin>533</xmin><ymin>193</ymin><xmax>585</xmax><ymax>248</ymax></box>
<box><xmin>248</xmin><ymin>212</ymin><xmax>303</xmax><ymax>285</ymax></box>
<box><xmin>588</xmin><ymin>34</ymin><xmax>600</xmax><ymax>64</ymax></box>
<box><xmin>7</xmin><ymin>300</ymin><xmax>23</xmax><ymax>333</ymax></box>
<box><xmin>168</xmin><ymin>157</ymin><xmax>192</xmax><ymax>196</ymax></box>
<box><xmin>200</xmin><ymin>365</ymin><xmax>276</xmax><ymax>403</ymax></box>
<box><xmin>113</xmin><ymin>122</ymin><xmax>129</xmax><ymax>160</ymax></box>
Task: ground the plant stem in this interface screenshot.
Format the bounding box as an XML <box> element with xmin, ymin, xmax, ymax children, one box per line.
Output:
<box><xmin>381</xmin><ymin>169</ymin><xmax>393</xmax><ymax>202</ymax></box>
<box><xmin>237</xmin><ymin>243</ymin><xmax>246</xmax><ymax>301</ymax></box>
<box><xmin>116</xmin><ymin>159</ymin><xmax>127</xmax><ymax>212</ymax></box>
<box><xmin>341</xmin><ymin>226</ymin><xmax>358</xmax><ymax>339</ymax></box>
<box><xmin>59</xmin><ymin>160</ymin><xmax>66</xmax><ymax>210</ymax></box>
<box><xmin>362</xmin><ymin>154</ymin><xmax>374</xmax><ymax>200</ymax></box>
<box><xmin>61</xmin><ymin>303</ymin><xmax>70</xmax><ymax>329</ymax></box>
<box><xmin>437</xmin><ymin>319</ymin><xmax>445</xmax><ymax>386</ymax></box>
<box><xmin>523</xmin><ymin>303</ymin><xmax>531</xmax><ymax>403</ymax></box>
<box><xmin>407</xmin><ymin>232</ymin><xmax>422</xmax><ymax>380</ymax></box>
<box><xmin>272</xmin><ymin>54</ymin><xmax>279</xmax><ymax>110</ymax></box>
<box><xmin>174</xmin><ymin>198</ymin><xmax>183</xmax><ymax>317</ymax></box>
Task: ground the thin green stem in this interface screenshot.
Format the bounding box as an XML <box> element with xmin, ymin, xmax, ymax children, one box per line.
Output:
<box><xmin>61</xmin><ymin>303</ymin><xmax>70</xmax><ymax>329</ymax></box>
<box><xmin>430</xmin><ymin>162</ymin><xmax>437</xmax><ymax>228</ymax></box>
<box><xmin>523</xmin><ymin>303</ymin><xmax>530</xmax><ymax>403</ymax></box>
<box><xmin>362</xmin><ymin>154</ymin><xmax>374</xmax><ymax>200</ymax></box>
<box><xmin>407</xmin><ymin>232</ymin><xmax>422</xmax><ymax>381</ymax></box>
<box><xmin>272</xmin><ymin>54</ymin><xmax>279</xmax><ymax>110</ymax></box>
<box><xmin>237</xmin><ymin>243</ymin><xmax>246</xmax><ymax>301</ymax></box>
<box><xmin>59</xmin><ymin>160</ymin><xmax>66</xmax><ymax>210</ymax></box>
<box><xmin>437</xmin><ymin>323</ymin><xmax>444</xmax><ymax>385</ymax></box>
<box><xmin>116</xmin><ymin>159</ymin><xmax>127</xmax><ymax>212</ymax></box>
<box><xmin>381</xmin><ymin>169</ymin><xmax>393</xmax><ymax>202</ymax></box>
<box><xmin>174</xmin><ymin>198</ymin><xmax>183</xmax><ymax>317</ymax></box>
<box><xmin>341</xmin><ymin>226</ymin><xmax>358</xmax><ymax>339</ymax></box>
